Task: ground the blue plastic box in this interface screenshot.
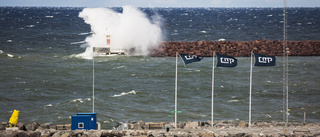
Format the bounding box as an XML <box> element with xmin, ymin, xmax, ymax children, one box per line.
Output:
<box><xmin>71</xmin><ymin>112</ymin><xmax>96</xmax><ymax>130</ymax></box>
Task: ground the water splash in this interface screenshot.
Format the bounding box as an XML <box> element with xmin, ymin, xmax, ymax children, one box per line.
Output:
<box><xmin>77</xmin><ymin>6</ymin><xmax>163</xmax><ymax>59</ymax></box>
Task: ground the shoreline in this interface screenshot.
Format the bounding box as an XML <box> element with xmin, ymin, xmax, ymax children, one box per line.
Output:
<box><xmin>2</xmin><ymin>121</ymin><xmax>320</xmax><ymax>137</ymax></box>
<box><xmin>150</xmin><ymin>39</ymin><xmax>320</xmax><ymax>57</ymax></box>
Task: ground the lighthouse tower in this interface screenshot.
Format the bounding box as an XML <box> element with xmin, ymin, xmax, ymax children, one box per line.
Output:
<box><xmin>92</xmin><ymin>28</ymin><xmax>125</xmax><ymax>56</ymax></box>
<box><xmin>106</xmin><ymin>34</ymin><xmax>111</xmax><ymax>46</ymax></box>
<box><xmin>105</xmin><ymin>34</ymin><xmax>111</xmax><ymax>54</ymax></box>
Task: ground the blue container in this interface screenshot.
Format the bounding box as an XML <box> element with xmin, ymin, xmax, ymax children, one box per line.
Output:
<box><xmin>71</xmin><ymin>112</ymin><xmax>97</xmax><ymax>130</ymax></box>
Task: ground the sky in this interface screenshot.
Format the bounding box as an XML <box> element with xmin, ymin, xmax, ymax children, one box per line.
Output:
<box><xmin>1</xmin><ymin>0</ymin><xmax>320</xmax><ymax>7</ymax></box>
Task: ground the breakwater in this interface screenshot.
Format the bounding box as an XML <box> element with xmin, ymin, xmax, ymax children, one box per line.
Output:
<box><xmin>150</xmin><ymin>39</ymin><xmax>320</xmax><ymax>57</ymax></box>
<box><xmin>1</xmin><ymin>121</ymin><xmax>320</xmax><ymax>137</ymax></box>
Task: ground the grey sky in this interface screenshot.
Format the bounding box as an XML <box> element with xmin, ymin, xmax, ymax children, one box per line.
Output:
<box><xmin>1</xmin><ymin>0</ymin><xmax>320</xmax><ymax>7</ymax></box>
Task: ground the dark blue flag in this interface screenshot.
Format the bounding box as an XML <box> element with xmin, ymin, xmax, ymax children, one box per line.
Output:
<box><xmin>253</xmin><ymin>53</ymin><xmax>276</xmax><ymax>66</ymax></box>
<box><xmin>179</xmin><ymin>53</ymin><xmax>203</xmax><ymax>65</ymax></box>
<box><xmin>216</xmin><ymin>53</ymin><xmax>237</xmax><ymax>67</ymax></box>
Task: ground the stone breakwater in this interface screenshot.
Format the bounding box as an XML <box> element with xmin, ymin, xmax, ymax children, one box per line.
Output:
<box><xmin>1</xmin><ymin>121</ymin><xmax>320</xmax><ymax>137</ymax></box>
<box><xmin>150</xmin><ymin>39</ymin><xmax>320</xmax><ymax>57</ymax></box>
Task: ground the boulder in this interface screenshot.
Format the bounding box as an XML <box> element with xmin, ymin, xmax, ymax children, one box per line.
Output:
<box><xmin>25</xmin><ymin>122</ymin><xmax>40</xmax><ymax>131</ymax></box>
<box><xmin>0</xmin><ymin>124</ymin><xmax>5</xmax><ymax>130</ymax></box>
<box><xmin>28</xmin><ymin>131</ymin><xmax>41</xmax><ymax>137</ymax></box>
<box><xmin>13</xmin><ymin>131</ymin><xmax>29</xmax><ymax>137</ymax></box>
<box><xmin>35</xmin><ymin>129</ymin><xmax>56</xmax><ymax>137</ymax></box>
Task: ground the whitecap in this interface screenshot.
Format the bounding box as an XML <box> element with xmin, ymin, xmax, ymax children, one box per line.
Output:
<box><xmin>113</xmin><ymin>90</ymin><xmax>136</xmax><ymax>97</ymax></box>
<box><xmin>113</xmin><ymin>66</ymin><xmax>126</xmax><ymax>69</ymax></box>
<box><xmin>228</xmin><ymin>100</ymin><xmax>239</xmax><ymax>103</ymax></box>
<box><xmin>71</xmin><ymin>41</ymin><xmax>86</xmax><ymax>45</ymax></box>
<box><xmin>264</xmin><ymin>114</ymin><xmax>272</xmax><ymax>118</ymax></box>
<box><xmin>7</xmin><ymin>54</ymin><xmax>14</xmax><ymax>58</ymax></box>
<box><xmin>0</xmin><ymin>50</ymin><xmax>4</xmax><ymax>54</ymax></box>
<box><xmin>72</xmin><ymin>98</ymin><xmax>84</xmax><ymax>103</ymax></box>
<box><xmin>6</xmin><ymin>40</ymin><xmax>12</xmax><ymax>42</ymax></box>
<box><xmin>45</xmin><ymin>16</ymin><xmax>54</xmax><ymax>18</ymax></box>
<box><xmin>78</xmin><ymin>32</ymin><xmax>91</xmax><ymax>35</ymax></box>
<box><xmin>26</xmin><ymin>25</ymin><xmax>35</xmax><ymax>28</ymax></box>
<box><xmin>45</xmin><ymin>104</ymin><xmax>53</xmax><ymax>107</ymax></box>
<box><xmin>200</xmin><ymin>31</ymin><xmax>206</xmax><ymax>33</ymax></box>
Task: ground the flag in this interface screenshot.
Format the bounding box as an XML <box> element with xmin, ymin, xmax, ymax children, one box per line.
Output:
<box><xmin>253</xmin><ymin>53</ymin><xmax>276</xmax><ymax>66</ymax></box>
<box><xmin>216</xmin><ymin>53</ymin><xmax>237</xmax><ymax>67</ymax></box>
<box><xmin>178</xmin><ymin>53</ymin><xmax>203</xmax><ymax>65</ymax></box>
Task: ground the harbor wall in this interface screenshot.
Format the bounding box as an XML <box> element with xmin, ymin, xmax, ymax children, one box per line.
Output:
<box><xmin>150</xmin><ymin>39</ymin><xmax>320</xmax><ymax>57</ymax></box>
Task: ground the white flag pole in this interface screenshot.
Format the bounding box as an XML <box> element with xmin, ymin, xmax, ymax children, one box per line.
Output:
<box><xmin>249</xmin><ymin>51</ymin><xmax>253</xmax><ymax>127</ymax></box>
<box><xmin>92</xmin><ymin>55</ymin><xmax>95</xmax><ymax>113</ymax></box>
<box><xmin>211</xmin><ymin>52</ymin><xmax>215</xmax><ymax>127</ymax></box>
<box><xmin>175</xmin><ymin>52</ymin><xmax>178</xmax><ymax>128</ymax></box>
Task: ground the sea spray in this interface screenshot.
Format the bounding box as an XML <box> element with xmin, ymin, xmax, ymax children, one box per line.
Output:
<box><xmin>78</xmin><ymin>6</ymin><xmax>163</xmax><ymax>58</ymax></box>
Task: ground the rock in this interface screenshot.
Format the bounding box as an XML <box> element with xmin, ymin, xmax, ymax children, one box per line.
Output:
<box><xmin>0</xmin><ymin>124</ymin><xmax>5</xmax><ymax>130</ymax></box>
<box><xmin>49</xmin><ymin>124</ymin><xmax>57</xmax><ymax>130</ymax></box>
<box><xmin>35</xmin><ymin>129</ymin><xmax>56</xmax><ymax>137</ymax></box>
<box><xmin>17</xmin><ymin>123</ymin><xmax>26</xmax><ymax>131</ymax></box>
<box><xmin>83</xmin><ymin>130</ymin><xmax>102</xmax><ymax>137</ymax></box>
<box><xmin>101</xmin><ymin>131</ymin><xmax>124</xmax><ymax>137</ymax></box>
<box><xmin>71</xmin><ymin>130</ymin><xmax>84</xmax><ymax>137</ymax></box>
<box><xmin>13</xmin><ymin>131</ymin><xmax>29</xmax><ymax>137</ymax></box>
<box><xmin>28</xmin><ymin>131</ymin><xmax>41</xmax><ymax>137</ymax></box>
<box><xmin>25</xmin><ymin>122</ymin><xmax>40</xmax><ymax>131</ymax></box>
<box><xmin>52</xmin><ymin>131</ymin><xmax>63</xmax><ymax>137</ymax></box>
<box><xmin>37</xmin><ymin>124</ymin><xmax>49</xmax><ymax>130</ymax></box>
<box><xmin>60</xmin><ymin>132</ymin><xmax>70</xmax><ymax>137</ymax></box>
<box><xmin>150</xmin><ymin>40</ymin><xmax>320</xmax><ymax>57</ymax></box>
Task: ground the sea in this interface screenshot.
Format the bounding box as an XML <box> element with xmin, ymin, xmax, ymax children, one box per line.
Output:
<box><xmin>0</xmin><ymin>7</ymin><xmax>319</xmax><ymax>129</ymax></box>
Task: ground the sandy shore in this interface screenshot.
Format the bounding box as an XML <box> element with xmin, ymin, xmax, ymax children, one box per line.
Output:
<box><xmin>1</xmin><ymin>121</ymin><xmax>320</xmax><ymax>137</ymax></box>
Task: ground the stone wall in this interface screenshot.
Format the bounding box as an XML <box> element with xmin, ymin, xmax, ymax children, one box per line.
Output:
<box><xmin>150</xmin><ymin>39</ymin><xmax>320</xmax><ymax>57</ymax></box>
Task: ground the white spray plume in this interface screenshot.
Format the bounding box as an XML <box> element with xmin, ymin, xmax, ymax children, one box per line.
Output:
<box><xmin>77</xmin><ymin>6</ymin><xmax>163</xmax><ymax>58</ymax></box>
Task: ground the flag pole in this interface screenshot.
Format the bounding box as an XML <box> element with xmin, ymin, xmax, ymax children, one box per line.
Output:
<box><xmin>175</xmin><ymin>52</ymin><xmax>178</xmax><ymax>128</ymax></box>
<box><xmin>211</xmin><ymin>52</ymin><xmax>215</xmax><ymax>127</ymax></box>
<box><xmin>249</xmin><ymin>51</ymin><xmax>253</xmax><ymax>127</ymax></box>
<box><xmin>92</xmin><ymin>55</ymin><xmax>95</xmax><ymax>113</ymax></box>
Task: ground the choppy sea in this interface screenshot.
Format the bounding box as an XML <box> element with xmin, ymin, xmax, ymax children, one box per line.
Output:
<box><xmin>0</xmin><ymin>7</ymin><xmax>319</xmax><ymax>129</ymax></box>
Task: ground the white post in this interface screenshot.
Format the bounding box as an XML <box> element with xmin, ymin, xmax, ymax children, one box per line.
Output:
<box><xmin>93</xmin><ymin>56</ymin><xmax>95</xmax><ymax>113</ymax></box>
<box><xmin>249</xmin><ymin>52</ymin><xmax>253</xmax><ymax>127</ymax></box>
<box><xmin>303</xmin><ymin>105</ymin><xmax>306</xmax><ymax>123</ymax></box>
<box><xmin>175</xmin><ymin>53</ymin><xmax>178</xmax><ymax>128</ymax></box>
<box><xmin>211</xmin><ymin>52</ymin><xmax>215</xmax><ymax>127</ymax></box>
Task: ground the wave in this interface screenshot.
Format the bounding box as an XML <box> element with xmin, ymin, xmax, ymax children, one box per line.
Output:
<box><xmin>7</xmin><ymin>53</ymin><xmax>14</xmax><ymax>58</ymax></box>
<box><xmin>227</xmin><ymin>100</ymin><xmax>239</xmax><ymax>103</ymax></box>
<box><xmin>26</xmin><ymin>25</ymin><xmax>35</xmax><ymax>28</ymax></box>
<box><xmin>70</xmin><ymin>41</ymin><xmax>86</xmax><ymax>45</ymax></box>
<box><xmin>70</xmin><ymin>98</ymin><xmax>91</xmax><ymax>103</ymax></box>
<box><xmin>113</xmin><ymin>90</ymin><xmax>136</xmax><ymax>97</ymax></box>
<box><xmin>45</xmin><ymin>104</ymin><xmax>53</xmax><ymax>107</ymax></box>
<box><xmin>78</xmin><ymin>32</ymin><xmax>91</xmax><ymax>35</ymax></box>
